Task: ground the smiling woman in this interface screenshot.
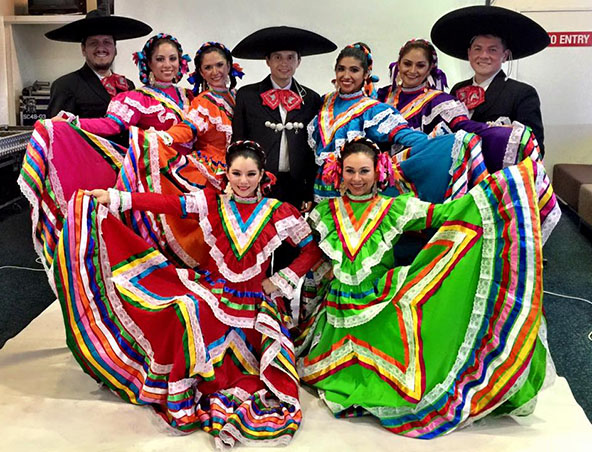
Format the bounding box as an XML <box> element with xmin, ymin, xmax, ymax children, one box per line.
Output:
<box><xmin>297</xmin><ymin>137</ymin><xmax>557</xmax><ymax>439</ymax></box>
<box><xmin>52</xmin><ymin>140</ymin><xmax>322</xmax><ymax>446</ymax></box>
<box><xmin>147</xmin><ymin>41</ymin><xmax>180</xmax><ymax>83</ymax></box>
<box><xmin>376</xmin><ymin>38</ymin><xmax>545</xmax><ymax>173</ymax></box>
<box><xmin>18</xmin><ymin>33</ymin><xmax>194</xmax><ymax>278</ymax></box>
<box><xmin>308</xmin><ymin>43</ymin><xmax>488</xmax><ymax>205</ymax></box>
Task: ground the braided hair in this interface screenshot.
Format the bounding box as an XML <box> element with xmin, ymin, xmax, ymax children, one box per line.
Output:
<box><xmin>132</xmin><ymin>33</ymin><xmax>191</xmax><ymax>85</ymax></box>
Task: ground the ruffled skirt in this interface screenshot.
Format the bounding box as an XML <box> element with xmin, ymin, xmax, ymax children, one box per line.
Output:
<box><xmin>297</xmin><ymin>159</ymin><xmax>555</xmax><ymax>438</ymax></box>
<box><xmin>18</xmin><ymin>120</ymin><xmax>125</xmax><ymax>282</ymax></box>
<box><xmin>54</xmin><ymin>191</ymin><xmax>301</xmax><ymax>447</ymax></box>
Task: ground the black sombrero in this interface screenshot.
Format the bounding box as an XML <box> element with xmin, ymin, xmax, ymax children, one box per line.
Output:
<box><xmin>45</xmin><ymin>9</ymin><xmax>152</xmax><ymax>42</ymax></box>
<box><xmin>430</xmin><ymin>6</ymin><xmax>550</xmax><ymax>60</ymax></box>
<box><xmin>232</xmin><ymin>26</ymin><xmax>336</xmax><ymax>59</ymax></box>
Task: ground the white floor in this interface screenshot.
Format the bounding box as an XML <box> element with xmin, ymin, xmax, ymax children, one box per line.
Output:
<box><xmin>1</xmin><ymin>301</ymin><xmax>591</xmax><ymax>451</ymax></box>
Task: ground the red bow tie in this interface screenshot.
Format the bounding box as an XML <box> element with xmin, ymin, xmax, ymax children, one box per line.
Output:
<box><xmin>101</xmin><ymin>73</ymin><xmax>130</xmax><ymax>97</ymax></box>
<box><xmin>455</xmin><ymin>85</ymin><xmax>485</xmax><ymax>110</ymax></box>
<box><xmin>260</xmin><ymin>89</ymin><xmax>302</xmax><ymax>112</ymax></box>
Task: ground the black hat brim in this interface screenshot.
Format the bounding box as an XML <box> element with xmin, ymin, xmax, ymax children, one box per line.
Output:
<box><xmin>232</xmin><ymin>26</ymin><xmax>337</xmax><ymax>59</ymax></box>
<box><xmin>45</xmin><ymin>16</ymin><xmax>152</xmax><ymax>42</ymax></box>
<box><xmin>431</xmin><ymin>6</ymin><xmax>550</xmax><ymax>60</ymax></box>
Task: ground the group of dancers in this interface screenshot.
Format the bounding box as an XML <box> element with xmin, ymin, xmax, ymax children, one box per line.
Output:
<box><xmin>17</xmin><ymin>5</ymin><xmax>561</xmax><ymax>449</ymax></box>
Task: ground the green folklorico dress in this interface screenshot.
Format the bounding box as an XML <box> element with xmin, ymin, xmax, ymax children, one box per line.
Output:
<box><xmin>296</xmin><ymin>159</ymin><xmax>553</xmax><ymax>438</ymax></box>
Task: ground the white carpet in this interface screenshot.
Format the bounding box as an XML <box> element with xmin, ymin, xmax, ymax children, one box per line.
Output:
<box><xmin>1</xmin><ymin>301</ymin><xmax>591</xmax><ymax>451</ymax></box>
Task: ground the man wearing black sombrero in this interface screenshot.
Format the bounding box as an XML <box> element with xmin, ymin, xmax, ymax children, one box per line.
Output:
<box><xmin>431</xmin><ymin>5</ymin><xmax>549</xmax><ymax>153</ymax></box>
<box><xmin>232</xmin><ymin>26</ymin><xmax>336</xmax><ymax>211</ymax></box>
<box><xmin>46</xmin><ymin>9</ymin><xmax>151</xmax><ymax>119</ymax></box>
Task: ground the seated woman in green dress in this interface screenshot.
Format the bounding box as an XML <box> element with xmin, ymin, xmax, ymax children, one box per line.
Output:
<box><xmin>295</xmin><ymin>137</ymin><xmax>556</xmax><ymax>438</ymax></box>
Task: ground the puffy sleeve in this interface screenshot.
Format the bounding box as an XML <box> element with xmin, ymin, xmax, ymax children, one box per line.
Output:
<box><xmin>362</xmin><ymin>103</ymin><xmax>429</xmax><ymax>150</ymax></box>
<box><xmin>79</xmin><ymin>90</ymin><xmax>149</xmax><ymax>136</ymax></box>
<box><xmin>165</xmin><ymin>95</ymin><xmax>209</xmax><ymax>145</ymax></box>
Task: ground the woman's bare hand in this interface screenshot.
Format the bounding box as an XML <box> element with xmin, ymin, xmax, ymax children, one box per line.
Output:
<box><xmin>86</xmin><ymin>189</ymin><xmax>111</xmax><ymax>205</ymax></box>
<box><xmin>261</xmin><ymin>278</ymin><xmax>279</xmax><ymax>295</ymax></box>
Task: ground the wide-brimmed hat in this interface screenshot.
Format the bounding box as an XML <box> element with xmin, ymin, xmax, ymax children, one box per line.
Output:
<box><xmin>232</xmin><ymin>26</ymin><xmax>336</xmax><ymax>59</ymax></box>
<box><xmin>45</xmin><ymin>9</ymin><xmax>152</xmax><ymax>42</ymax></box>
<box><xmin>430</xmin><ymin>6</ymin><xmax>550</xmax><ymax>60</ymax></box>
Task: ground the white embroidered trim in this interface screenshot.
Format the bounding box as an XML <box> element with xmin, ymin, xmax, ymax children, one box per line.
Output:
<box><xmin>446</xmin><ymin>130</ymin><xmax>484</xmax><ymax>202</ymax></box>
<box><xmin>94</xmin><ymin>204</ymin><xmax>176</xmax><ymax>376</ymax></box>
<box><xmin>422</xmin><ymin>99</ymin><xmax>468</xmax><ymax>129</ymax></box>
<box><xmin>185</xmin><ymin>107</ymin><xmax>209</xmax><ymax>135</ymax></box>
<box><xmin>311</xmin><ymin>197</ymin><xmax>430</xmax><ymax>286</ymax></box>
<box><xmin>307</xmin><ymin>117</ymin><xmax>318</xmax><ymax>156</ymax></box>
<box><xmin>192</xmin><ymin>192</ymin><xmax>310</xmax><ymax>283</ymax></box>
<box><xmin>107</xmin><ymin>188</ymin><xmax>120</xmax><ymax>214</ymax></box>
<box><xmin>154</xmin><ymin>130</ymin><xmax>173</xmax><ymax>146</ymax></box>
<box><xmin>326</xmin><ymin>266</ymin><xmax>410</xmax><ymax>329</ymax></box>
<box><xmin>17</xmin><ymin>126</ymin><xmax>55</xmax><ymax>285</ymax></box>
<box><xmin>120</xmin><ymin>191</ymin><xmax>132</xmax><ymax>212</ymax></box>
<box><xmin>535</xmin><ymin>161</ymin><xmax>562</xmax><ymax>245</ymax></box>
<box><xmin>269</xmin><ymin>267</ymin><xmax>301</xmax><ymax>300</ymax></box>
<box><xmin>107</xmin><ymin>100</ymin><xmax>134</xmax><ymax>124</ymax></box>
<box><xmin>193</xmin><ymin>103</ymin><xmax>233</xmax><ymax>138</ymax></box>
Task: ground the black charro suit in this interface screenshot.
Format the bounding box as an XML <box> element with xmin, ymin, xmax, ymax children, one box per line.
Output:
<box><xmin>451</xmin><ymin>70</ymin><xmax>544</xmax><ymax>153</ymax></box>
<box><xmin>232</xmin><ymin>75</ymin><xmax>321</xmax><ymax>206</ymax></box>
<box><xmin>47</xmin><ymin>63</ymin><xmax>135</xmax><ymax>118</ymax></box>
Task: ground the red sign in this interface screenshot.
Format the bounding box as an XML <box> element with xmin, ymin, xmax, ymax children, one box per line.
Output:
<box><xmin>548</xmin><ymin>32</ymin><xmax>592</xmax><ymax>47</ymax></box>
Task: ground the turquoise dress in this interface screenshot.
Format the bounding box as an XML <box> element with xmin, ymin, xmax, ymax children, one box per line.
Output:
<box><xmin>307</xmin><ymin>89</ymin><xmax>488</xmax><ymax>203</ymax></box>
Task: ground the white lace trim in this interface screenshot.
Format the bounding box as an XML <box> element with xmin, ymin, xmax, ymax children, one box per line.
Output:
<box><xmin>311</xmin><ymin>197</ymin><xmax>430</xmax><ymax>286</ymax></box>
<box><xmin>107</xmin><ymin>100</ymin><xmax>134</xmax><ymax>124</ymax></box>
<box><xmin>193</xmin><ymin>103</ymin><xmax>233</xmax><ymax>141</ymax></box>
<box><xmin>446</xmin><ymin>130</ymin><xmax>484</xmax><ymax>202</ymax></box>
<box><xmin>144</xmin><ymin>131</ymin><xmax>198</xmax><ymax>267</ymax></box>
<box><xmin>269</xmin><ymin>267</ymin><xmax>301</xmax><ymax>300</ymax></box>
<box><xmin>17</xmin><ymin>125</ymin><xmax>55</xmax><ymax>286</ymax></box>
<box><xmin>503</xmin><ymin>121</ymin><xmax>525</xmax><ymax>168</ymax></box>
<box><xmin>422</xmin><ymin>98</ymin><xmax>468</xmax><ymax>129</ymax></box>
<box><xmin>376</xmin><ymin>110</ymin><xmax>408</xmax><ymax>135</ymax></box>
<box><xmin>488</xmin><ymin>116</ymin><xmax>512</xmax><ymax>127</ymax></box>
<box><xmin>307</xmin><ymin>117</ymin><xmax>318</xmax><ymax>157</ymax></box>
<box><xmin>94</xmin><ymin>204</ymin><xmax>176</xmax><ymax>376</ymax></box>
<box><xmin>185</xmin><ymin>107</ymin><xmax>209</xmax><ymax>135</ymax></box>
<box><xmin>305</xmin><ymin>182</ymin><xmax>545</xmax><ymax>427</ymax></box>
<box><xmin>534</xmin><ymin>160</ymin><xmax>562</xmax><ymax>245</ymax></box>
<box><xmin>176</xmin><ymin>268</ymin><xmax>254</xmax><ymax>329</ymax></box>
<box><xmin>192</xmin><ymin>192</ymin><xmax>310</xmax><ymax>283</ymax></box>
<box><xmin>123</xmin><ymin>97</ymin><xmax>175</xmax><ymax>126</ymax></box>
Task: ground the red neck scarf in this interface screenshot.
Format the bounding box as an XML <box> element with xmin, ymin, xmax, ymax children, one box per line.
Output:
<box><xmin>101</xmin><ymin>73</ymin><xmax>130</xmax><ymax>97</ymax></box>
<box><xmin>260</xmin><ymin>89</ymin><xmax>302</xmax><ymax>112</ymax></box>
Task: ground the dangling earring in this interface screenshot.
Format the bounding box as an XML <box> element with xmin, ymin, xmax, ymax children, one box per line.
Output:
<box><xmin>256</xmin><ymin>185</ymin><xmax>262</xmax><ymax>201</ymax></box>
<box><xmin>372</xmin><ymin>182</ymin><xmax>378</xmax><ymax>197</ymax></box>
<box><xmin>148</xmin><ymin>71</ymin><xmax>155</xmax><ymax>85</ymax></box>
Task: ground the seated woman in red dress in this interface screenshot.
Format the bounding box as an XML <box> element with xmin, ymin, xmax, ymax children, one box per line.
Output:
<box><xmin>53</xmin><ymin>141</ymin><xmax>322</xmax><ymax>447</ymax></box>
